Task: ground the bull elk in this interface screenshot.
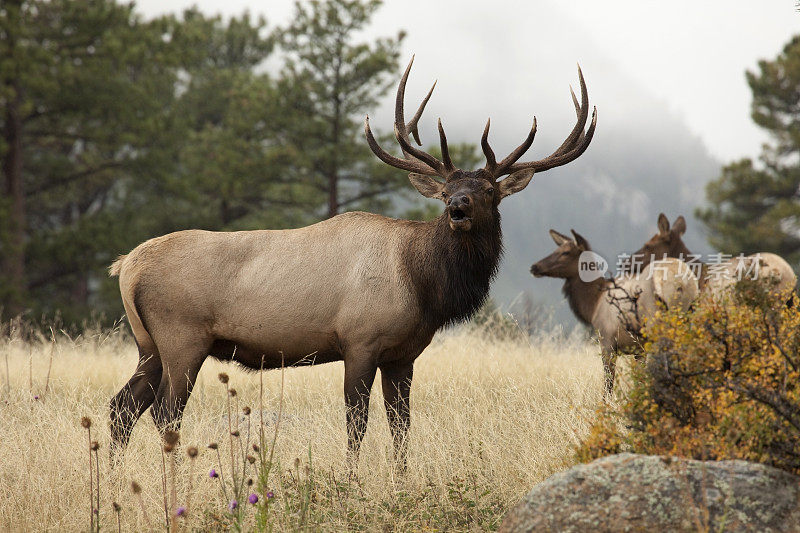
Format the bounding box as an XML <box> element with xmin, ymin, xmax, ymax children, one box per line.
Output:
<box><xmin>108</xmin><ymin>57</ymin><xmax>597</xmax><ymax>466</ymax></box>
<box><xmin>626</xmin><ymin>213</ymin><xmax>796</xmax><ymax>299</ymax></box>
<box><xmin>530</xmin><ymin>229</ymin><xmax>698</xmax><ymax>394</ymax></box>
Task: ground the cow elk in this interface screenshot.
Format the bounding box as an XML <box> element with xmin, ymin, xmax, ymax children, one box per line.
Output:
<box><xmin>627</xmin><ymin>213</ymin><xmax>796</xmax><ymax>300</ymax></box>
<box><xmin>108</xmin><ymin>57</ymin><xmax>597</xmax><ymax>468</ymax></box>
<box><xmin>530</xmin><ymin>229</ymin><xmax>697</xmax><ymax>395</ymax></box>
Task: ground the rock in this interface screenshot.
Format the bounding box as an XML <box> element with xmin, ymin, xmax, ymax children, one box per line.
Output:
<box><xmin>500</xmin><ymin>453</ymin><xmax>800</xmax><ymax>533</ymax></box>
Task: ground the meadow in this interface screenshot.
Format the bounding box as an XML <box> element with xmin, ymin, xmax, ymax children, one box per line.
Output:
<box><xmin>0</xmin><ymin>319</ymin><xmax>608</xmax><ymax>531</ymax></box>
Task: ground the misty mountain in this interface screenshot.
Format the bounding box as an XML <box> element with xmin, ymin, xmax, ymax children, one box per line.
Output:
<box><xmin>496</xmin><ymin>110</ymin><xmax>719</xmax><ymax>324</ymax></box>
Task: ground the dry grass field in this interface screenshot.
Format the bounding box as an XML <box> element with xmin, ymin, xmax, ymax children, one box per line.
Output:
<box><xmin>0</xmin><ymin>320</ymin><xmax>609</xmax><ymax>531</ymax></box>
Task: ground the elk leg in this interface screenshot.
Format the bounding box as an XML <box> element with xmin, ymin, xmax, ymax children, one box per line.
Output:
<box><xmin>601</xmin><ymin>347</ymin><xmax>617</xmax><ymax>397</ymax></box>
<box><xmin>150</xmin><ymin>356</ymin><xmax>204</xmax><ymax>436</ymax></box>
<box><xmin>110</xmin><ymin>351</ymin><xmax>162</xmax><ymax>461</ymax></box>
<box><xmin>343</xmin><ymin>357</ymin><xmax>378</xmax><ymax>469</ymax></box>
<box><xmin>380</xmin><ymin>361</ymin><xmax>413</xmax><ymax>471</ymax></box>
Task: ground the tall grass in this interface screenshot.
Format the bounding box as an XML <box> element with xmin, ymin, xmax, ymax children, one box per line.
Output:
<box><xmin>0</xmin><ymin>320</ymin><xmax>605</xmax><ymax>531</ymax></box>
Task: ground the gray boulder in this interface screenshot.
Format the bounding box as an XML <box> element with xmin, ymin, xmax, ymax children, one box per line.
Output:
<box><xmin>501</xmin><ymin>453</ymin><xmax>800</xmax><ymax>533</ymax></box>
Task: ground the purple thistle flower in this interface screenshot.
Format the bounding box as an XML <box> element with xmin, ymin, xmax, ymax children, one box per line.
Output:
<box><xmin>176</xmin><ymin>506</ymin><xmax>186</xmax><ymax>517</ymax></box>
<box><xmin>209</xmin><ymin>468</ymin><xmax>219</xmax><ymax>478</ymax></box>
<box><xmin>248</xmin><ymin>493</ymin><xmax>258</xmax><ymax>504</ymax></box>
<box><xmin>266</xmin><ymin>490</ymin><xmax>274</xmax><ymax>499</ymax></box>
<box><xmin>34</xmin><ymin>395</ymin><xmax>39</xmax><ymax>400</ymax></box>
<box><xmin>228</xmin><ymin>500</ymin><xmax>238</xmax><ymax>511</ymax></box>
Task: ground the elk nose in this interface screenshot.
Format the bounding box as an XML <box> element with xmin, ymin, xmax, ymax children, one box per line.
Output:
<box><xmin>530</xmin><ymin>264</ymin><xmax>540</xmax><ymax>275</ymax></box>
<box><xmin>448</xmin><ymin>194</ymin><xmax>470</xmax><ymax>208</ymax></box>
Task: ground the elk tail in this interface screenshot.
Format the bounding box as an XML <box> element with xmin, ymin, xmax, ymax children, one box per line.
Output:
<box><xmin>109</xmin><ymin>255</ymin><xmax>127</xmax><ymax>277</ymax></box>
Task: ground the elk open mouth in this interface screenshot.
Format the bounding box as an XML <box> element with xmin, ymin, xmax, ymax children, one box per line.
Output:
<box><xmin>448</xmin><ymin>207</ymin><xmax>472</xmax><ymax>231</ymax></box>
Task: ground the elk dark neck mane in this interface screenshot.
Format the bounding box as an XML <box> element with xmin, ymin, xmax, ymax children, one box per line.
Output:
<box><xmin>401</xmin><ymin>209</ymin><xmax>503</xmax><ymax>332</ymax></box>
<box><xmin>562</xmin><ymin>277</ymin><xmax>606</xmax><ymax>327</ymax></box>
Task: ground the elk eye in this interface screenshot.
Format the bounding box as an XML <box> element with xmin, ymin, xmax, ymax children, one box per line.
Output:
<box><xmin>486</xmin><ymin>188</ymin><xmax>494</xmax><ymax>196</ymax></box>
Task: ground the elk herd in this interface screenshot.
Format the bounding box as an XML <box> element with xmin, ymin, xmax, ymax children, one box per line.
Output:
<box><xmin>107</xmin><ymin>57</ymin><xmax>796</xmax><ymax>467</ymax></box>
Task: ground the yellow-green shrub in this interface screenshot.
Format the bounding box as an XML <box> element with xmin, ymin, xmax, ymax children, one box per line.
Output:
<box><xmin>577</xmin><ymin>281</ymin><xmax>800</xmax><ymax>474</ymax></box>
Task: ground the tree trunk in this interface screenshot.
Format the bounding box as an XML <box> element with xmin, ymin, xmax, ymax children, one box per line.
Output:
<box><xmin>327</xmin><ymin>171</ymin><xmax>338</xmax><ymax>218</ymax></box>
<box><xmin>327</xmin><ymin>52</ymin><xmax>343</xmax><ymax>219</ymax></box>
<box><xmin>1</xmin><ymin>1</ymin><xmax>27</xmax><ymax>316</ymax></box>
<box><xmin>2</xmin><ymin>87</ymin><xmax>26</xmax><ymax>316</ymax></box>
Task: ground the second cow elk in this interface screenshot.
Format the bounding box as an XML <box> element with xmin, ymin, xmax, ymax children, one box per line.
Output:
<box><xmin>531</xmin><ymin>229</ymin><xmax>697</xmax><ymax>395</ymax></box>
<box><xmin>109</xmin><ymin>57</ymin><xmax>597</xmax><ymax>467</ymax></box>
<box><xmin>628</xmin><ymin>213</ymin><xmax>796</xmax><ymax>300</ymax></box>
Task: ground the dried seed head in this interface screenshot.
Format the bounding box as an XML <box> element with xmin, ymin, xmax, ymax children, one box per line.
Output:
<box><xmin>208</xmin><ymin>442</ymin><xmax>218</xmax><ymax>450</ymax></box>
<box><xmin>242</xmin><ymin>406</ymin><xmax>251</xmax><ymax>416</ymax></box>
<box><xmin>218</xmin><ymin>373</ymin><xmax>229</xmax><ymax>384</ymax></box>
<box><xmin>131</xmin><ymin>481</ymin><xmax>142</xmax><ymax>494</ymax></box>
<box><xmin>252</xmin><ymin>444</ymin><xmax>260</xmax><ymax>453</ymax></box>
<box><xmin>294</xmin><ymin>457</ymin><xmax>300</xmax><ymax>469</ymax></box>
<box><xmin>247</xmin><ymin>455</ymin><xmax>256</xmax><ymax>464</ymax></box>
<box><xmin>112</xmin><ymin>502</ymin><xmax>121</xmax><ymax>513</ymax></box>
<box><xmin>231</xmin><ymin>430</ymin><xmax>240</xmax><ymax>438</ymax></box>
<box><xmin>163</xmin><ymin>430</ymin><xmax>180</xmax><ymax>446</ymax></box>
<box><xmin>228</xmin><ymin>388</ymin><xmax>237</xmax><ymax>398</ymax></box>
<box><xmin>81</xmin><ymin>416</ymin><xmax>92</xmax><ymax>429</ymax></box>
<box><xmin>90</xmin><ymin>440</ymin><xmax>100</xmax><ymax>451</ymax></box>
<box><xmin>186</xmin><ymin>446</ymin><xmax>199</xmax><ymax>459</ymax></box>
<box><xmin>247</xmin><ymin>478</ymin><xmax>254</xmax><ymax>486</ymax></box>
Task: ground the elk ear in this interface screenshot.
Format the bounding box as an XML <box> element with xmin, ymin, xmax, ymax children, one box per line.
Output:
<box><xmin>409</xmin><ymin>173</ymin><xmax>446</xmax><ymax>200</ymax></box>
<box><xmin>571</xmin><ymin>229</ymin><xmax>590</xmax><ymax>250</ymax></box>
<box><xmin>672</xmin><ymin>215</ymin><xmax>687</xmax><ymax>236</ymax></box>
<box><xmin>657</xmin><ymin>213</ymin><xmax>670</xmax><ymax>235</ymax></box>
<box><xmin>497</xmin><ymin>169</ymin><xmax>535</xmax><ymax>199</ymax></box>
<box><xmin>549</xmin><ymin>229</ymin><xmax>571</xmax><ymax>245</ymax></box>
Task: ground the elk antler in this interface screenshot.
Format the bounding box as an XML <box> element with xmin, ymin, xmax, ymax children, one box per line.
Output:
<box><xmin>365</xmin><ymin>56</ymin><xmax>455</xmax><ymax>178</ymax></box>
<box><xmin>483</xmin><ymin>65</ymin><xmax>597</xmax><ymax>179</ymax></box>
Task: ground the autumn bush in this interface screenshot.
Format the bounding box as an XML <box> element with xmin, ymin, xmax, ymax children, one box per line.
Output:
<box><xmin>577</xmin><ymin>280</ymin><xmax>800</xmax><ymax>474</ymax></box>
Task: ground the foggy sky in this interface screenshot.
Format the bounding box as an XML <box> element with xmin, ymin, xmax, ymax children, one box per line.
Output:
<box><xmin>134</xmin><ymin>0</ymin><xmax>799</xmax><ymax>163</ymax></box>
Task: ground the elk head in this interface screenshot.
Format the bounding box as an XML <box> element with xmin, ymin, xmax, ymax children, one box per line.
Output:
<box><xmin>624</xmin><ymin>213</ymin><xmax>689</xmax><ymax>273</ymax></box>
<box><xmin>530</xmin><ymin>229</ymin><xmax>592</xmax><ymax>279</ymax></box>
<box><xmin>365</xmin><ymin>57</ymin><xmax>596</xmax><ymax>232</ymax></box>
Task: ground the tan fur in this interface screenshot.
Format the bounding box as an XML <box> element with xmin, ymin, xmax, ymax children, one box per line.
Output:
<box><xmin>592</xmin><ymin>259</ymin><xmax>698</xmax><ymax>354</ymax></box>
<box><xmin>630</xmin><ymin>214</ymin><xmax>797</xmax><ymax>302</ymax></box>
<box><xmin>112</xmin><ymin>213</ymin><xmax>421</xmax><ymax>364</ymax></box>
<box><xmin>108</xmin><ymin>255</ymin><xmax>125</xmax><ymax>276</ymax></box>
<box><xmin>703</xmin><ymin>252</ymin><xmax>797</xmax><ymax>298</ymax></box>
<box><xmin>649</xmin><ymin>258</ymin><xmax>699</xmax><ymax>310</ymax></box>
<box><xmin>108</xmin><ymin>212</ymin><xmax>447</xmax><ymax>463</ymax></box>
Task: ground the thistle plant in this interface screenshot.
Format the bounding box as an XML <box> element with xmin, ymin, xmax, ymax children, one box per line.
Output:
<box><xmin>80</xmin><ymin>416</ymin><xmax>100</xmax><ymax>533</ymax></box>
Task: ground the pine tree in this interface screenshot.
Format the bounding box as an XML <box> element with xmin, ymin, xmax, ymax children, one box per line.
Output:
<box><xmin>276</xmin><ymin>0</ymin><xmax>407</xmax><ymax>218</ymax></box>
<box><xmin>698</xmin><ymin>36</ymin><xmax>800</xmax><ymax>265</ymax></box>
